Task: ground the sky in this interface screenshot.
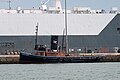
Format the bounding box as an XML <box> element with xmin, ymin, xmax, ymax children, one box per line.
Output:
<box><xmin>0</xmin><ymin>0</ymin><xmax>120</xmax><ymax>11</ymax></box>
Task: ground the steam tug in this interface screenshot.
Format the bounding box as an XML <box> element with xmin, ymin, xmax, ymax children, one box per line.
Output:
<box><xmin>19</xmin><ymin>48</ymin><xmax>102</xmax><ymax>63</ymax></box>
<box><xmin>19</xmin><ymin>23</ymin><xmax>102</xmax><ymax>64</ymax></box>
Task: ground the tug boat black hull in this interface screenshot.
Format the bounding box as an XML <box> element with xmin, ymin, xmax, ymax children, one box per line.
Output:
<box><xmin>19</xmin><ymin>24</ymin><xmax>102</xmax><ymax>64</ymax></box>
<box><xmin>19</xmin><ymin>52</ymin><xmax>102</xmax><ymax>64</ymax></box>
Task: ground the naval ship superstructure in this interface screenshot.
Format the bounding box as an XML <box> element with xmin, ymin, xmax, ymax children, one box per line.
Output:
<box><xmin>0</xmin><ymin>0</ymin><xmax>120</xmax><ymax>54</ymax></box>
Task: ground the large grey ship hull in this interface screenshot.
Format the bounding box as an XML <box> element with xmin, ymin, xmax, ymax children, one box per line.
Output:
<box><xmin>0</xmin><ymin>14</ymin><xmax>120</xmax><ymax>53</ymax></box>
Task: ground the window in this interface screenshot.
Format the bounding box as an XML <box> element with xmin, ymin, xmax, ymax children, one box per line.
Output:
<box><xmin>117</xmin><ymin>28</ymin><xmax>120</xmax><ymax>34</ymax></box>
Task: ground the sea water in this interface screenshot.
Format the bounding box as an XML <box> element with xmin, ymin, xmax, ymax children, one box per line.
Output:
<box><xmin>0</xmin><ymin>63</ymin><xmax>120</xmax><ymax>80</ymax></box>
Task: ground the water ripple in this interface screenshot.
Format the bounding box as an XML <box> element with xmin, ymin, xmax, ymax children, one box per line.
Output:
<box><xmin>0</xmin><ymin>63</ymin><xmax>120</xmax><ymax>80</ymax></box>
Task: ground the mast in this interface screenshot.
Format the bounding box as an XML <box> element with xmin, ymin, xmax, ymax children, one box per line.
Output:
<box><xmin>35</xmin><ymin>23</ymin><xmax>39</xmax><ymax>46</ymax></box>
<box><xmin>8</xmin><ymin>0</ymin><xmax>11</xmax><ymax>10</ymax></box>
<box><xmin>65</xmin><ymin>0</ymin><xmax>68</xmax><ymax>54</ymax></box>
<box><xmin>62</xmin><ymin>28</ymin><xmax>65</xmax><ymax>52</ymax></box>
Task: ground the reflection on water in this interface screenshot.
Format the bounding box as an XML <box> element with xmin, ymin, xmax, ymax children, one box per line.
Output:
<box><xmin>0</xmin><ymin>63</ymin><xmax>120</xmax><ymax>80</ymax></box>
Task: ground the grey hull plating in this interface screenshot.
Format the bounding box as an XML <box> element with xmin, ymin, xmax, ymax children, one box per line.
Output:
<box><xmin>0</xmin><ymin>14</ymin><xmax>120</xmax><ymax>53</ymax></box>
